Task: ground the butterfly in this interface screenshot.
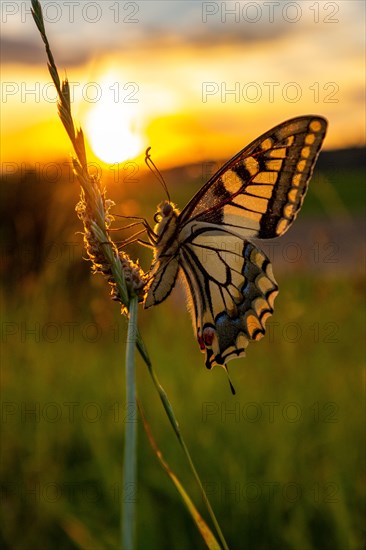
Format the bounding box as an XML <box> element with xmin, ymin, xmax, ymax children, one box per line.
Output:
<box><xmin>143</xmin><ymin>116</ymin><xmax>328</xmax><ymax>386</ymax></box>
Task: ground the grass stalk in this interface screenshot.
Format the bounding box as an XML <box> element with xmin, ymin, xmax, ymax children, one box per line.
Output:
<box><xmin>122</xmin><ymin>295</ymin><xmax>138</xmax><ymax>550</ymax></box>
<box><xmin>31</xmin><ymin>2</ymin><xmax>228</xmax><ymax>547</ymax></box>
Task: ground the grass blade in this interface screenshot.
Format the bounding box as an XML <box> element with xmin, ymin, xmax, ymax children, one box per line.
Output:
<box><xmin>144</xmin><ymin>361</ymin><xmax>229</xmax><ymax>550</ymax></box>
<box><xmin>138</xmin><ymin>401</ymin><xmax>222</xmax><ymax>550</ymax></box>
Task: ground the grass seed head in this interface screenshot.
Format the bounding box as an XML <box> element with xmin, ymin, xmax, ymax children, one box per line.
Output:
<box><xmin>76</xmin><ymin>186</ymin><xmax>147</xmax><ymax>315</ymax></box>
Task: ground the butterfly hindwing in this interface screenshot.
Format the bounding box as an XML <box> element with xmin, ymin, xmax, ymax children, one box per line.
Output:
<box><xmin>178</xmin><ymin>230</ymin><xmax>278</xmax><ymax>368</ymax></box>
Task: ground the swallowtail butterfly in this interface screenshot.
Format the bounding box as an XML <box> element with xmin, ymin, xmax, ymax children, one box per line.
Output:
<box><xmin>144</xmin><ymin>116</ymin><xmax>327</xmax><ymax>382</ymax></box>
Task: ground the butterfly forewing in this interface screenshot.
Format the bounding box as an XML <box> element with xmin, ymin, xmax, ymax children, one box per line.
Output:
<box><xmin>145</xmin><ymin>116</ymin><xmax>328</xmax><ymax>372</ymax></box>
<box><xmin>179</xmin><ymin>116</ymin><xmax>327</xmax><ymax>240</ymax></box>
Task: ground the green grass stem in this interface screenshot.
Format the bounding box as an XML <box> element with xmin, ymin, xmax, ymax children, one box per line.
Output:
<box><xmin>31</xmin><ymin>2</ymin><xmax>228</xmax><ymax>547</ymax></box>
<box><xmin>122</xmin><ymin>295</ymin><xmax>138</xmax><ymax>550</ymax></box>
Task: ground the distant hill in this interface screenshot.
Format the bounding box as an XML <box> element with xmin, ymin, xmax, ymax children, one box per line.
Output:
<box><xmin>159</xmin><ymin>147</ymin><xmax>365</xmax><ymax>185</ymax></box>
<box><xmin>316</xmin><ymin>147</ymin><xmax>365</xmax><ymax>171</ymax></box>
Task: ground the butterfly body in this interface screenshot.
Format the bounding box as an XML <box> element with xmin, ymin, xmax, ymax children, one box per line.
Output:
<box><xmin>144</xmin><ymin>116</ymin><xmax>328</xmax><ymax>371</ymax></box>
<box><xmin>145</xmin><ymin>201</ymin><xmax>181</xmax><ymax>307</ymax></box>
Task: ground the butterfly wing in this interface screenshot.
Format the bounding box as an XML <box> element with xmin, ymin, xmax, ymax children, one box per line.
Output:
<box><xmin>178</xmin><ymin>230</ymin><xmax>278</xmax><ymax>369</ymax></box>
<box><xmin>146</xmin><ymin>116</ymin><xmax>327</xmax><ymax>369</ymax></box>
<box><xmin>178</xmin><ymin>115</ymin><xmax>328</xmax><ymax>239</ymax></box>
<box><xmin>175</xmin><ymin>116</ymin><xmax>327</xmax><ymax>368</ymax></box>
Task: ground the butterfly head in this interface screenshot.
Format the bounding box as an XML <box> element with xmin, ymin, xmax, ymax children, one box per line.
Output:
<box><xmin>153</xmin><ymin>200</ymin><xmax>180</xmax><ymax>240</ymax></box>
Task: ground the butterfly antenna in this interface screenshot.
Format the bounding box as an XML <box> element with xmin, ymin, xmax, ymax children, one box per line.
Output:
<box><xmin>225</xmin><ymin>367</ymin><xmax>236</xmax><ymax>395</ymax></box>
<box><xmin>145</xmin><ymin>147</ymin><xmax>171</xmax><ymax>202</ymax></box>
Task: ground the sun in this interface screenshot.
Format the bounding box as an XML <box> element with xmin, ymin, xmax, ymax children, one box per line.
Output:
<box><xmin>84</xmin><ymin>74</ymin><xmax>145</xmax><ymax>164</ymax></box>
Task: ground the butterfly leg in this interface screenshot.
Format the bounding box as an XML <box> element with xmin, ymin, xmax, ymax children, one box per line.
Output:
<box><xmin>114</xmin><ymin>215</ymin><xmax>156</xmax><ymax>241</ymax></box>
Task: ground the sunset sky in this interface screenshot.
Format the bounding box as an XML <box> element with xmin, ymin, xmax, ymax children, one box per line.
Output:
<box><xmin>1</xmin><ymin>0</ymin><xmax>365</xmax><ymax>172</ymax></box>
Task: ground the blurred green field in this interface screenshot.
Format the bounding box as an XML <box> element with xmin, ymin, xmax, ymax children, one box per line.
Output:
<box><xmin>1</xmin><ymin>157</ymin><xmax>365</xmax><ymax>549</ymax></box>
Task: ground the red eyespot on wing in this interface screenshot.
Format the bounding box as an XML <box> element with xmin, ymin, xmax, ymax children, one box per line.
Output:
<box><xmin>197</xmin><ymin>332</ymin><xmax>205</xmax><ymax>351</ymax></box>
<box><xmin>203</xmin><ymin>326</ymin><xmax>215</xmax><ymax>347</ymax></box>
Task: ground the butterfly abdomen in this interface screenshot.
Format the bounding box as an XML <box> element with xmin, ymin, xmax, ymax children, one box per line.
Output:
<box><xmin>144</xmin><ymin>201</ymin><xmax>181</xmax><ymax>308</ymax></box>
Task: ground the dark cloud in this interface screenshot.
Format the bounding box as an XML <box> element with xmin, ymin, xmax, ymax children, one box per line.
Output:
<box><xmin>1</xmin><ymin>37</ymin><xmax>89</xmax><ymax>66</ymax></box>
<box><xmin>1</xmin><ymin>0</ymin><xmax>363</xmax><ymax>66</ymax></box>
<box><xmin>185</xmin><ymin>22</ymin><xmax>290</xmax><ymax>46</ymax></box>
<box><xmin>1</xmin><ymin>19</ymin><xmax>291</xmax><ymax>67</ymax></box>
